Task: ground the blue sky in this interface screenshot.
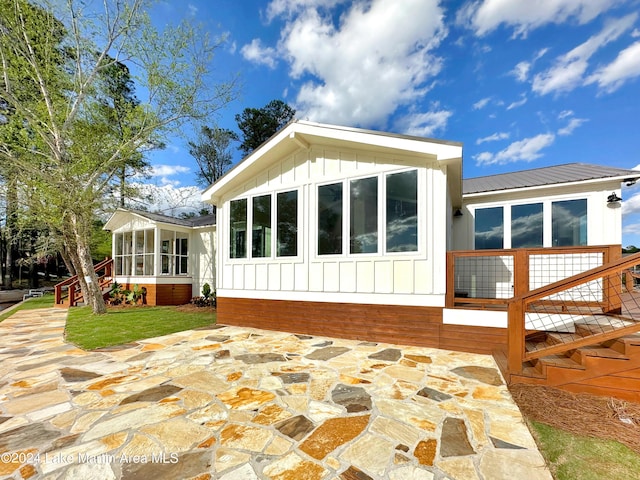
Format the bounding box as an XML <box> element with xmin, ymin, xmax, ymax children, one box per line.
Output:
<box><xmin>141</xmin><ymin>0</ymin><xmax>640</xmax><ymax>246</ymax></box>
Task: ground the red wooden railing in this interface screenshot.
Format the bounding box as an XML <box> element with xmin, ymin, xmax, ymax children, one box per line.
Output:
<box><xmin>54</xmin><ymin>258</ymin><xmax>113</xmax><ymax>307</ymax></box>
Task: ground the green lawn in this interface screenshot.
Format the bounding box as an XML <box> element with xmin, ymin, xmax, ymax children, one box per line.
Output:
<box><xmin>65</xmin><ymin>305</ymin><xmax>216</xmax><ymax>350</ymax></box>
<box><xmin>530</xmin><ymin>421</ymin><xmax>640</xmax><ymax>480</ymax></box>
<box><xmin>0</xmin><ymin>294</ymin><xmax>55</xmax><ymax>322</ymax></box>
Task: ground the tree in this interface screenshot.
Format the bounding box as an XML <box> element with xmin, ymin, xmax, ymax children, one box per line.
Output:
<box><xmin>96</xmin><ymin>57</ymin><xmax>156</xmax><ymax>208</ymax></box>
<box><xmin>0</xmin><ymin>0</ymin><xmax>236</xmax><ymax>313</ymax></box>
<box><xmin>235</xmin><ymin>99</ymin><xmax>295</xmax><ymax>156</ymax></box>
<box><xmin>188</xmin><ymin>125</ymin><xmax>238</xmax><ymax>188</ymax></box>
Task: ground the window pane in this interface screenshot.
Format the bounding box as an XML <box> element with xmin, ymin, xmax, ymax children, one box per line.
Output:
<box><xmin>230</xmin><ymin>199</ymin><xmax>247</xmax><ymax>259</ymax></box>
<box><xmin>180</xmin><ymin>256</ymin><xmax>188</xmax><ymax>274</ymax></box>
<box><xmin>135</xmin><ymin>232</ymin><xmax>144</xmax><ymax>254</ymax></box>
<box><xmin>145</xmin><ymin>230</ymin><xmax>155</xmax><ymax>253</ymax></box>
<box><xmin>350</xmin><ymin>177</ymin><xmax>378</xmax><ymax>253</ymax></box>
<box><xmin>161</xmin><ymin>254</ymin><xmax>170</xmax><ymax>274</ymax></box>
<box><xmin>115</xmin><ymin>233</ymin><xmax>123</xmax><ymax>255</ymax></box>
<box><xmin>512</xmin><ymin>203</ymin><xmax>543</xmax><ymax>248</ymax></box>
<box><xmin>475</xmin><ymin>207</ymin><xmax>503</xmax><ymax>249</ymax></box>
<box><xmin>386</xmin><ymin>170</ymin><xmax>418</xmax><ymax>252</ymax></box>
<box><xmin>135</xmin><ymin>255</ymin><xmax>144</xmax><ymax>275</ymax></box>
<box><xmin>178</xmin><ymin>237</ymin><xmax>188</xmax><ymax>256</ymax></box>
<box><xmin>318</xmin><ymin>183</ymin><xmax>343</xmax><ymax>255</ymax></box>
<box><xmin>144</xmin><ymin>255</ymin><xmax>154</xmax><ymax>275</ymax></box>
<box><xmin>277</xmin><ymin>190</ymin><xmax>298</xmax><ymax>257</ymax></box>
<box><xmin>123</xmin><ymin>232</ymin><xmax>132</xmax><ymax>254</ymax></box>
<box><xmin>553</xmin><ymin>199</ymin><xmax>587</xmax><ymax>246</ymax></box>
<box><xmin>252</xmin><ymin>194</ymin><xmax>272</xmax><ymax>258</ymax></box>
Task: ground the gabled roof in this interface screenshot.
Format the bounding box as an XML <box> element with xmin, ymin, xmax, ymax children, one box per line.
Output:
<box><xmin>201</xmin><ymin>120</ymin><xmax>463</xmax><ymax>205</ymax></box>
<box><xmin>104</xmin><ymin>208</ymin><xmax>216</xmax><ymax>231</ymax></box>
<box><xmin>463</xmin><ymin>163</ymin><xmax>640</xmax><ymax>196</ymax></box>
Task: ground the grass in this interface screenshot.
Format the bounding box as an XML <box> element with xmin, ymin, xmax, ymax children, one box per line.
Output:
<box><xmin>529</xmin><ymin>420</ymin><xmax>640</xmax><ymax>480</ymax></box>
<box><xmin>65</xmin><ymin>305</ymin><xmax>216</xmax><ymax>350</ymax></box>
<box><xmin>0</xmin><ymin>294</ymin><xmax>55</xmax><ymax>322</ymax></box>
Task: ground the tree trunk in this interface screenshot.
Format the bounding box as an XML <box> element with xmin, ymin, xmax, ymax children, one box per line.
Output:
<box><xmin>68</xmin><ymin>216</ymin><xmax>106</xmax><ymax>314</ymax></box>
<box><xmin>4</xmin><ymin>175</ymin><xmax>17</xmax><ymax>289</ymax></box>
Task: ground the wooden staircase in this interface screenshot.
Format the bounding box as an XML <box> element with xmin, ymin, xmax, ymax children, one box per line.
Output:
<box><xmin>496</xmin><ymin>251</ymin><xmax>640</xmax><ymax>402</ymax></box>
<box><xmin>54</xmin><ymin>258</ymin><xmax>114</xmax><ymax>307</ymax></box>
<box><xmin>496</xmin><ymin>319</ymin><xmax>640</xmax><ymax>402</ymax></box>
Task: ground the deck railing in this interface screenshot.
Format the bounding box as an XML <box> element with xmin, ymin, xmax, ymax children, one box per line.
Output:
<box><xmin>54</xmin><ymin>258</ymin><xmax>113</xmax><ymax>306</ymax></box>
<box><xmin>507</xmin><ymin>250</ymin><xmax>640</xmax><ymax>374</ymax></box>
<box><xmin>445</xmin><ymin>245</ymin><xmax>621</xmax><ymax>309</ymax></box>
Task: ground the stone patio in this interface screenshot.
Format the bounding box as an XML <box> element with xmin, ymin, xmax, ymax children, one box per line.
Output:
<box><xmin>0</xmin><ymin>308</ymin><xmax>552</xmax><ymax>479</ymax></box>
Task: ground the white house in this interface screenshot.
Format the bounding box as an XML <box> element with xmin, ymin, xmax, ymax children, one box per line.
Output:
<box><xmin>103</xmin><ymin>209</ymin><xmax>216</xmax><ymax>305</ymax></box>
<box><xmin>199</xmin><ymin>120</ymin><xmax>639</xmax><ymax>353</ymax></box>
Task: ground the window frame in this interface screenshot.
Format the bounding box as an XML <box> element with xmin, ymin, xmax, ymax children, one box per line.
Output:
<box><xmin>227</xmin><ymin>188</ymin><xmax>301</xmax><ymax>262</ymax></box>
<box><xmin>315</xmin><ymin>168</ymin><xmax>421</xmax><ymax>259</ymax></box>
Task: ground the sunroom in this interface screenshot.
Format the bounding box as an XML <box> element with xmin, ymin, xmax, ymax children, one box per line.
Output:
<box><xmin>104</xmin><ymin>209</ymin><xmax>216</xmax><ymax>305</ymax></box>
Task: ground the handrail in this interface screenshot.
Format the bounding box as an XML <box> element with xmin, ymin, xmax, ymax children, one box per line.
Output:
<box><xmin>506</xmin><ymin>250</ymin><xmax>640</xmax><ymax>374</ymax></box>
<box><xmin>54</xmin><ymin>258</ymin><xmax>113</xmax><ymax>306</ymax></box>
<box><xmin>446</xmin><ymin>245</ymin><xmax>619</xmax><ymax>309</ymax></box>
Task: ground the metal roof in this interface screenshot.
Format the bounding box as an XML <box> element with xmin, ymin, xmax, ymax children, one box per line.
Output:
<box><xmin>463</xmin><ymin>163</ymin><xmax>640</xmax><ymax>195</ymax></box>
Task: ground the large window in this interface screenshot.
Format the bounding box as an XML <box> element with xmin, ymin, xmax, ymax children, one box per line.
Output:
<box><xmin>553</xmin><ymin>199</ymin><xmax>587</xmax><ymax>246</ymax></box>
<box><xmin>230</xmin><ymin>199</ymin><xmax>247</xmax><ymax>259</ymax></box>
<box><xmin>229</xmin><ymin>190</ymin><xmax>299</xmax><ymax>259</ymax></box>
<box><xmin>252</xmin><ymin>195</ymin><xmax>272</xmax><ymax>258</ymax></box>
<box><xmin>350</xmin><ymin>177</ymin><xmax>378</xmax><ymax>253</ymax></box>
<box><xmin>386</xmin><ymin>170</ymin><xmax>418</xmax><ymax>252</ymax></box>
<box><xmin>512</xmin><ymin>203</ymin><xmax>543</xmax><ymax>248</ymax></box>
<box><xmin>277</xmin><ymin>191</ymin><xmax>298</xmax><ymax>256</ymax></box>
<box><xmin>317</xmin><ymin>169</ymin><xmax>419</xmax><ymax>256</ymax></box>
<box><xmin>475</xmin><ymin>207</ymin><xmax>503</xmax><ymax>249</ymax></box>
<box><xmin>114</xmin><ymin>229</ymin><xmax>154</xmax><ymax>276</ymax></box>
<box><xmin>318</xmin><ymin>183</ymin><xmax>343</xmax><ymax>255</ymax></box>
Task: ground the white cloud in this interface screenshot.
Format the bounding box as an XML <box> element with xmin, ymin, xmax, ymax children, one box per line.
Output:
<box><xmin>585</xmin><ymin>41</ymin><xmax>640</xmax><ymax>93</ymax></box>
<box><xmin>558</xmin><ymin>110</ymin><xmax>574</xmax><ymax>119</ymax></box>
<box><xmin>473</xmin><ymin>97</ymin><xmax>491</xmax><ymax>109</ymax></box>
<box><xmin>266</xmin><ymin>0</ymin><xmax>346</xmax><ymax>22</ymax></box>
<box><xmin>506</xmin><ymin>94</ymin><xmax>527</xmax><ymax>110</ymax></box>
<box><xmin>187</xmin><ymin>4</ymin><xmax>198</xmax><ymax>16</ymax></box>
<box><xmin>459</xmin><ymin>0</ymin><xmax>622</xmax><ymax>38</ymax></box>
<box><xmin>474</xmin><ymin>133</ymin><xmax>555</xmax><ymax>165</ymax></box>
<box><xmin>241</xmin><ymin>39</ymin><xmax>278</xmax><ymax>69</ymax></box>
<box><xmin>633</xmin><ymin>28</ymin><xmax>640</xmax><ymax>38</ymax></box>
<box><xmin>510</xmin><ymin>61</ymin><xmax>530</xmax><ymax>81</ymax></box>
<box><xmin>271</xmin><ymin>0</ymin><xmax>447</xmax><ymax>127</ymax></box>
<box><xmin>150</xmin><ymin>164</ymin><xmax>190</xmax><ymax>177</ymax></box>
<box><xmin>395</xmin><ymin>109</ymin><xmax>453</xmax><ymax>137</ymax></box>
<box><xmin>532</xmin><ymin>14</ymin><xmax>637</xmax><ymax>95</ymax></box>
<box><xmin>558</xmin><ymin>117</ymin><xmax>588</xmax><ymax>136</ymax></box>
<box><xmin>622</xmin><ymin>192</ymin><xmax>640</xmax><ymax>215</ymax></box>
<box><xmin>476</xmin><ymin>132</ymin><xmax>509</xmax><ymax>144</ymax></box>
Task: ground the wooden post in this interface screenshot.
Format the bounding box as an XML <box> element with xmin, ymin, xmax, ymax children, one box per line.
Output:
<box><xmin>513</xmin><ymin>249</ymin><xmax>529</xmax><ymax>298</ymax></box>
<box><xmin>604</xmin><ymin>245</ymin><xmax>622</xmax><ymax>314</ymax></box>
<box><xmin>507</xmin><ymin>299</ymin><xmax>525</xmax><ymax>375</ymax></box>
<box><xmin>445</xmin><ymin>252</ymin><xmax>455</xmax><ymax>308</ymax></box>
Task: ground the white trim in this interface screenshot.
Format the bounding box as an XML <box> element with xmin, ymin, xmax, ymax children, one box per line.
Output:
<box><xmin>114</xmin><ymin>276</ymin><xmax>192</xmax><ymax>285</ymax></box>
<box><xmin>443</xmin><ymin>308</ymin><xmax>507</xmax><ymax>328</ymax></box>
<box><xmin>217</xmin><ymin>288</ymin><xmax>445</xmax><ymax>307</ymax></box>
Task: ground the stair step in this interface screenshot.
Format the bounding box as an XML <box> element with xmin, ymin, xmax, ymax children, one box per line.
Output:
<box><xmin>545</xmin><ymin>332</ymin><xmax>577</xmax><ymax>346</ymax></box>
<box><xmin>569</xmin><ymin>345</ymin><xmax>629</xmax><ymax>362</ymax></box>
<box><xmin>575</xmin><ymin>316</ymin><xmax>634</xmax><ymax>337</ymax></box>
<box><xmin>603</xmin><ymin>334</ymin><xmax>640</xmax><ymax>354</ymax></box>
<box><xmin>535</xmin><ymin>355</ymin><xmax>586</xmax><ymax>373</ymax></box>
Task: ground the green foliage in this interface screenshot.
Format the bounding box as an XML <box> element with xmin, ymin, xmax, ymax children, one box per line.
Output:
<box><xmin>235</xmin><ymin>99</ymin><xmax>296</xmax><ymax>156</ymax></box>
<box><xmin>91</xmin><ymin>220</ymin><xmax>112</xmax><ymax>262</ymax></box>
<box><xmin>202</xmin><ymin>282</ymin><xmax>212</xmax><ymax>299</ymax></box>
<box><xmin>530</xmin><ymin>421</ymin><xmax>640</xmax><ymax>480</ymax></box>
<box><xmin>0</xmin><ymin>0</ymin><xmax>237</xmax><ymax>314</ymax></box>
<box><xmin>66</xmin><ymin>305</ymin><xmax>216</xmax><ymax>350</ymax></box>
<box><xmin>188</xmin><ymin>125</ymin><xmax>238</xmax><ymax>186</ymax></box>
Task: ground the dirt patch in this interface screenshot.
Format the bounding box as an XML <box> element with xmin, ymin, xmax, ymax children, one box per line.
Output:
<box><xmin>510</xmin><ymin>384</ymin><xmax>640</xmax><ymax>454</ymax></box>
<box><xmin>174</xmin><ymin>304</ymin><xmax>216</xmax><ymax>314</ymax></box>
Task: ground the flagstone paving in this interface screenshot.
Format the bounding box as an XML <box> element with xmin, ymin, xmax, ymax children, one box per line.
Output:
<box><xmin>0</xmin><ymin>308</ymin><xmax>553</xmax><ymax>480</ymax></box>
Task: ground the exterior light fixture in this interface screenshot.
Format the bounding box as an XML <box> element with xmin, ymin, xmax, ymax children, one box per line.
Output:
<box><xmin>454</xmin><ymin>209</ymin><xmax>463</xmax><ymax>217</ymax></box>
<box><xmin>607</xmin><ymin>192</ymin><xmax>622</xmax><ymax>203</ymax></box>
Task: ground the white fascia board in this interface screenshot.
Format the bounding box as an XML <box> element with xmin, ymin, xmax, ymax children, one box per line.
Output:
<box><xmin>463</xmin><ymin>176</ymin><xmax>630</xmax><ymax>200</ymax></box>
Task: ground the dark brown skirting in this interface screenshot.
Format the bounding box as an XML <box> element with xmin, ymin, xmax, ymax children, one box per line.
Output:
<box><xmin>217</xmin><ymin>297</ymin><xmax>508</xmax><ymax>354</ymax></box>
<box><xmin>120</xmin><ymin>283</ymin><xmax>192</xmax><ymax>306</ymax></box>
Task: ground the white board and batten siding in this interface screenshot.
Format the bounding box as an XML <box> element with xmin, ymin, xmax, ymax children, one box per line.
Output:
<box><xmin>216</xmin><ymin>144</ymin><xmax>453</xmax><ymax>307</ymax></box>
